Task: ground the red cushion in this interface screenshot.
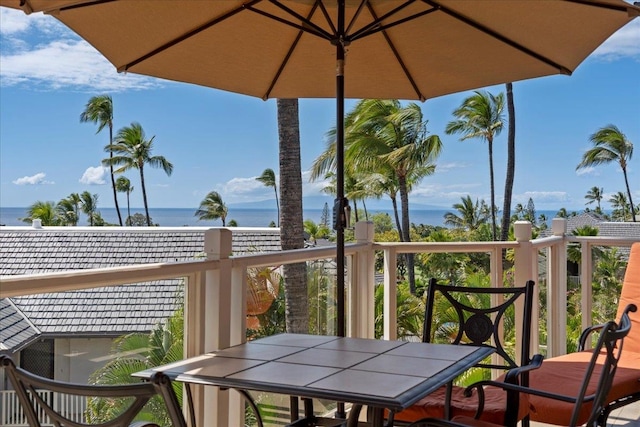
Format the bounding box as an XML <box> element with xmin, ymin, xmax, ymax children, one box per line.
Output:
<box><xmin>392</xmin><ymin>383</ymin><xmax>529</xmax><ymax>424</ymax></box>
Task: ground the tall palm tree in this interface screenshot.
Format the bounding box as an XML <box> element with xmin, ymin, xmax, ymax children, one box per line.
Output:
<box><xmin>105</xmin><ymin>123</ymin><xmax>173</xmax><ymax>226</ymax></box>
<box><xmin>444</xmin><ymin>196</ymin><xmax>490</xmax><ymax>232</ymax></box>
<box><xmin>80</xmin><ymin>95</ymin><xmax>123</xmax><ymax>226</ymax></box>
<box><xmin>116</xmin><ymin>176</ymin><xmax>134</xmax><ymax>226</ymax></box>
<box><xmin>501</xmin><ymin>82</ymin><xmax>516</xmax><ymax>243</ymax></box>
<box><xmin>577</xmin><ymin>125</ymin><xmax>635</xmax><ymax>222</ymax></box>
<box><xmin>585</xmin><ymin>186</ymin><xmax>604</xmax><ymax>213</ymax></box>
<box><xmin>277</xmin><ymin>98</ymin><xmax>308</xmax><ymax>334</ymax></box>
<box><xmin>80</xmin><ymin>191</ymin><xmax>99</xmax><ymax>226</ymax></box>
<box><xmin>609</xmin><ymin>191</ymin><xmax>630</xmax><ymax>221</ymax></box>
<box><xmin>347</xmin><ymin>99</ymin><xmax>442</xmax><ymax>294</ymax></box>
<box><xmin>22</xmin><ymin>201</ymin><xmax>60</xmax><ymax>226</ymax></box>
<box><xmin>446</xmin><ymin>90</ymin><xmax>505</xmax><ymax>240</ymax></box>
<box><xmin>256</xmin><ymin>168</ymin><xmax>280</xmax><ymax>227</ymax></box>
<box><xmin>195</xmin><ymin>191</ymin><xmax>228</xmax><ymax>225</ymax></box>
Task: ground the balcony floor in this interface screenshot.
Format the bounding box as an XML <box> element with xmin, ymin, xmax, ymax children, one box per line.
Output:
<box><xmin>529</xmin><ymin>401</ymin><xmax>640</xmax><ymax>426</ymax></box>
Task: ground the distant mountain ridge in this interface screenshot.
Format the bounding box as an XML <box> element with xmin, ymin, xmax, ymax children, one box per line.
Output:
<box><xmin>228</xmin><ymin>196</ymin><xmax>448</xmax><ymax>211</ymax></box>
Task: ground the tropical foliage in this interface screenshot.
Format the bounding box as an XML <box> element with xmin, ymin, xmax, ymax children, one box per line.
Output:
<box><xmin>87</xmin><ymin>305</ymin><xmax>184</xmax><ymax>426</ymax></box>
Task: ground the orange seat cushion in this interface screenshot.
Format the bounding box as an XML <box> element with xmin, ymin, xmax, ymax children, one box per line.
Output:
<box><xmin>527</xmin><ymin>350</ymin><xmax>640</xmax><ymax>425</ymax></box>
<box><xmin>392</xmin><ymin>383</ymin><xmax>529</xmax><ymax>424</ymax></box>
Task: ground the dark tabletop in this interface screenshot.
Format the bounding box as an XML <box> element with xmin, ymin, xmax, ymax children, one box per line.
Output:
<box><xmin>134</xmin><ymin>333</ymin><xmax>494</xmax><ymax>411</ymax></box>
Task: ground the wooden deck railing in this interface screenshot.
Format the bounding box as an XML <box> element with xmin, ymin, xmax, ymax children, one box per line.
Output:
<box><xmin>1</xmin><ymin>219</ymin><xmax>637</xmax><ymax>426</ymax></box>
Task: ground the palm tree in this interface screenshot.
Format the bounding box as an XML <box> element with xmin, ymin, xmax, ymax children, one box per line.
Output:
<box><xmin>585</xmin><ymin>186</ymin><xmax>604</xmax><ymax>214</ymax></box>
<box><xmin>80</xmin><ymin>95</ymin><xmax>123</xmax><ymax>226</ymax></box>
<box><xmin>105</xmin><ymin>123</ymin><xmax>173</xmax><ymax>226</ymax></box>
<box><xmin>446</xmin><ymin>90</ymin><xmax>505</xmax><ymax>240</ymax></box>
<box><xmin>22</xmin><ymin>201</ymin><xmax>60</xmax><ymax>226</ymax></box>
<box><xmin>256</xmin><ymin>168</ymin><xmax>280</xmax><ymax>227</ymax></box>
<box><xmin>609</xmin><ymin>191</ymin><xmax>630</xmax><ymax>221</ymax></box>
<box><xmin>87</xmin><ymin>306</ymin><xmax>184</xmax><ymax>425</ymax></box>
<box><xmin>277</xmin><ymin>98</ymin><xmax>308</xmax><ymax>334</ymax></box>
<box><xmin>345</xmin><ymin>99</ymin><xmax>442</xmax><ymax>293</ymax></box>
<box><xmin>56</xmin><ymin>197</ymin><xmax>79</xmax><ymax>226</ymax></box>
<box><xmin>501</xmin><ymin>82</ymin><xmax>516</xmax><ymax>243</ymax></box>
<box><xmin>80</xmin><ymin>191</ymin><xmax>99</xmax><ymax>226</ymax></box>
<box><xmin>195</xmin><ymin>191</ymin><xmax>228</xmax><ymax>225</ymax></box>
<box><xmin>577</xmin><ymin>125</ymin><xmax>635</xmax><ymax>222</ymax></box>
<box><xmin>115</xmin><ymin>176</ymin><xmax>134</xmax><ymax>225</ymax></box>
<box><xmin>444</xmin><ymin>196</ymin><xmax>490</xmax><ymax>232</ymax></box>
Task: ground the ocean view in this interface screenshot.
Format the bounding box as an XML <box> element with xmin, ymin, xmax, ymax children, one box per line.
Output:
<box><xmin>0</xmin><ymin>206</ymin><xmax>559</xmax><ymax>228</ymax></box>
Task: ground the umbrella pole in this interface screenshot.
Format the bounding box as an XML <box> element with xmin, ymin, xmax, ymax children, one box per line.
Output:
<box><xmin>336</xmin><ymin>0</ymin><xmax>346</xmax><ymax>341</ymax></box>
<box><xmin>336</xmin><ymin>1</ymin><xmax>347</xmax><ymax>420</ymax></box>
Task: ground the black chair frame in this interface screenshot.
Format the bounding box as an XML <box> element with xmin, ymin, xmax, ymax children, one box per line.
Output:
<box><xmin>0</xmin><ymin>354</ymin><xmax>187</xmax><ymax>427</ymax></box>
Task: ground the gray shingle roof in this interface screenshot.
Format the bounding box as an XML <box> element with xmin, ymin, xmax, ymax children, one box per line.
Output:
<box><xmin>0</xmin><ymin>299</ymin><xmax>40</xmax><ymax>353</ymax></box>
<box><xmin>0</xmin><ymin>227</ymin><xmax>281</xmax><ymax>353</ymax></box>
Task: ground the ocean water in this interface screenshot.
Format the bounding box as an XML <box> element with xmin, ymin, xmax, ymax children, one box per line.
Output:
<box><xmin>0</xmin><ymin>206</ymin><xmax>453</xmax><ymax>228</ymax></box>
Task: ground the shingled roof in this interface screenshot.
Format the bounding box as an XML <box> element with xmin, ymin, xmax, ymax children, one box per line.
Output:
<box><xmin>0</xmin><ymin>226</ymin><xmax>281</xmax><ymax>353</ymax></box>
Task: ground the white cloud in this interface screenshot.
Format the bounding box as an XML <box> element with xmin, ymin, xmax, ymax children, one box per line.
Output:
<box><xmin>435</xmin><ymin>162</ymin><xmax>468</xmax><ymax>173</ymax></box>
<box><xmin>79</xmin><ymin>166</ymin><xmax>107</xmax><ymax>185</ymax></box>
<box><xmin>12</xmin><ymin>172</ymin><xmax>54</xmax><ymax>185</ymax></box>
<box><xmin>0</xmin><ymin>9</ymin><xmax>160</xmax><ymax>92</ymax></box>
<box><xmin>592</xmin><ymin>20</ymin><xmax>640</xmax><ymax>60</ymax></box>
<box><xmin>576</xmin><ymin>166</ymin><xmax>599</xmax><ymax>176</ymax></box>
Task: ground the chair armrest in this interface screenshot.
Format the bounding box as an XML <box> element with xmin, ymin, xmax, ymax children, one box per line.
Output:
<box><xmin>129</xmin><ymin>423</ymin><xmax>160</xmax><ymax>427</ymax></box>
<box><xmin>578</xmin><ymin>323</ymin><xmax>606</xmax><ymax>351</ymax></box>
<box><xmin>462</xmin><ymin>354</ymin><xmax>543</xmax><ymax>424</ymax></box>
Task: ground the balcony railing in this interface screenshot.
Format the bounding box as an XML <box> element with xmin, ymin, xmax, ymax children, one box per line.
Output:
<box><xmin>0</xmin><ymin>389</ymin><xmax>86</xmax><ymax>426</ymax></box>
<box><xmin>0</xmin><ymin>219</ymin><xmax>637</xmax><ymax>426</ymax></box>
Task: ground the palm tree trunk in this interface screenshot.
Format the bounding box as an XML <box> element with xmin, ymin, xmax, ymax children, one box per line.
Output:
<box><xmin>274</xmin><ymin>186</ymin><xmax>280</xmax><ymax>227</ymax></box>
<box><xmin>126</xmin><ymin>192</ymin><xmax>131</xmax><ymax>226</ymax></box>
<box><xmin>277</xmin><ymin>98</ymin><xmax>308</xmax><ymax>333</ymax></box>
<box><xmin>399</xmin><ymin>175</ymin><xmax>416</xmax><ymax>294</ymax></box>
<box><xmin>139</xmin><ymin>167</ymin><xmax>151</xmax><ymax>226</ymax></box>
<box><xmin>487</xmin><ymin>139</ymin><xmax>497</xmax><ymax>241</ymax></box>
<box><xmin>109</xmin><ymin>125</ymin><xmax>123</xmax><ymax>226</ymax></box>
<box><xmin>391</xmin><ymin>196</ymin><xmax>402</xmax><ymax>241</ymax></box>
<box><xmin>623</xmin><ymin>168</ymin><xmax>636</xmax><ymax>222</ymax></box>
<box><xmin>501</xmin><ymin>82</ymin><xmax>516</xmax><ymax>243</ymax></box>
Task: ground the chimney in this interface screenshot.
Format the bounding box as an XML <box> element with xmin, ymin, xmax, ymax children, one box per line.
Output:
<box><xmin>32</xmin><ymin>219</ymin><xmax>42</xmax><ymax>229</ymax></box>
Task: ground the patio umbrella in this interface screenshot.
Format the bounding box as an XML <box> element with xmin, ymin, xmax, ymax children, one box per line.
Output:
<box><xmin>3</xmin><ymin>0</ymin><xmax>638</xmax><ymax>337</ymax></box>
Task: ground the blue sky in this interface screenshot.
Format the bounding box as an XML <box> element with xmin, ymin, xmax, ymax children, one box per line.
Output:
<box><xmin>1</xmin><ymin>7</ymin><xmax>638</xmax><ymax>212</ymax></box>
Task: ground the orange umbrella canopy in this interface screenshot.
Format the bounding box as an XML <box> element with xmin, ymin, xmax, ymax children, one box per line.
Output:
<box><xmin>2</xmin><ymin>0</ymin><xmax>638</xmax><ymax>101</ymax></box>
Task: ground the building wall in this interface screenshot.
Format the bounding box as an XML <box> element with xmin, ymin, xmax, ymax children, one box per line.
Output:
<box><xmin>54</xmin><ymin>337</ymin><xmax>114</xmax><ymax>383</ymax></box>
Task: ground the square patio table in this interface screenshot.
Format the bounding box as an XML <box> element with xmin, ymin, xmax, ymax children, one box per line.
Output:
<box><xmin>134</xmin><ymin>333</ymin><xmax>494</xmax><ymax>427</ymax></box>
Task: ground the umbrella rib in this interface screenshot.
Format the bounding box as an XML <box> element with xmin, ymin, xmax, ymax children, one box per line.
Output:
<box><xmin>365</xmin><ymin>3</ymin><xmax>425</xmax><ymax>101</ymax></box>
<box><xmin>259</xmin><ymin>1</ymin><xmax>334</xmax><ymax>41</ymax></box>
<box><xmin>116</xmin><ymin>1</ymin><xmax>263</xmax><ymax>72</ymax></box>
<box><xmin>262</xmin><ymin>3</ymin><xmax>320</xmax><ymax>99</ymax></box>
<box><xmin>424</xmin><ymin>0</ymin><xmax>572</xmax><ymax>74</ymax></box>
<box><xmin>350</xmin><ymin>0</ymin><xmax>433</xmax><ymax>41</ymax></box>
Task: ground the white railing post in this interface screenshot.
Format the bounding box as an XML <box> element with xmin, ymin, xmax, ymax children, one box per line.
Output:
<box><xmin>351</xmin><ymin>221</ymin><xmax>375</xmax><ymax>338</ymax></box>
<box><xmin>513</xmin><ymin>221</ymin><xmax>537</xmax><ymax>359</ymax></box>
<box><xmin>190</xmin><ymin>228</ymin><xmax>233</xmax><ymax>427</ymax></box>
<box><xmin>547</xmin><ymin>219</ymin><xmax>568</xmax><ymax>356</ymax></box>
<box><xmin>383</xmin><ymin>246</ymin><xmax>397</xmax><ymax>341</ymax></box>
<box><xmin>580</xmin><ymin>240</ymin><xmax>594</xmax><ymax>347</ymax></box>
